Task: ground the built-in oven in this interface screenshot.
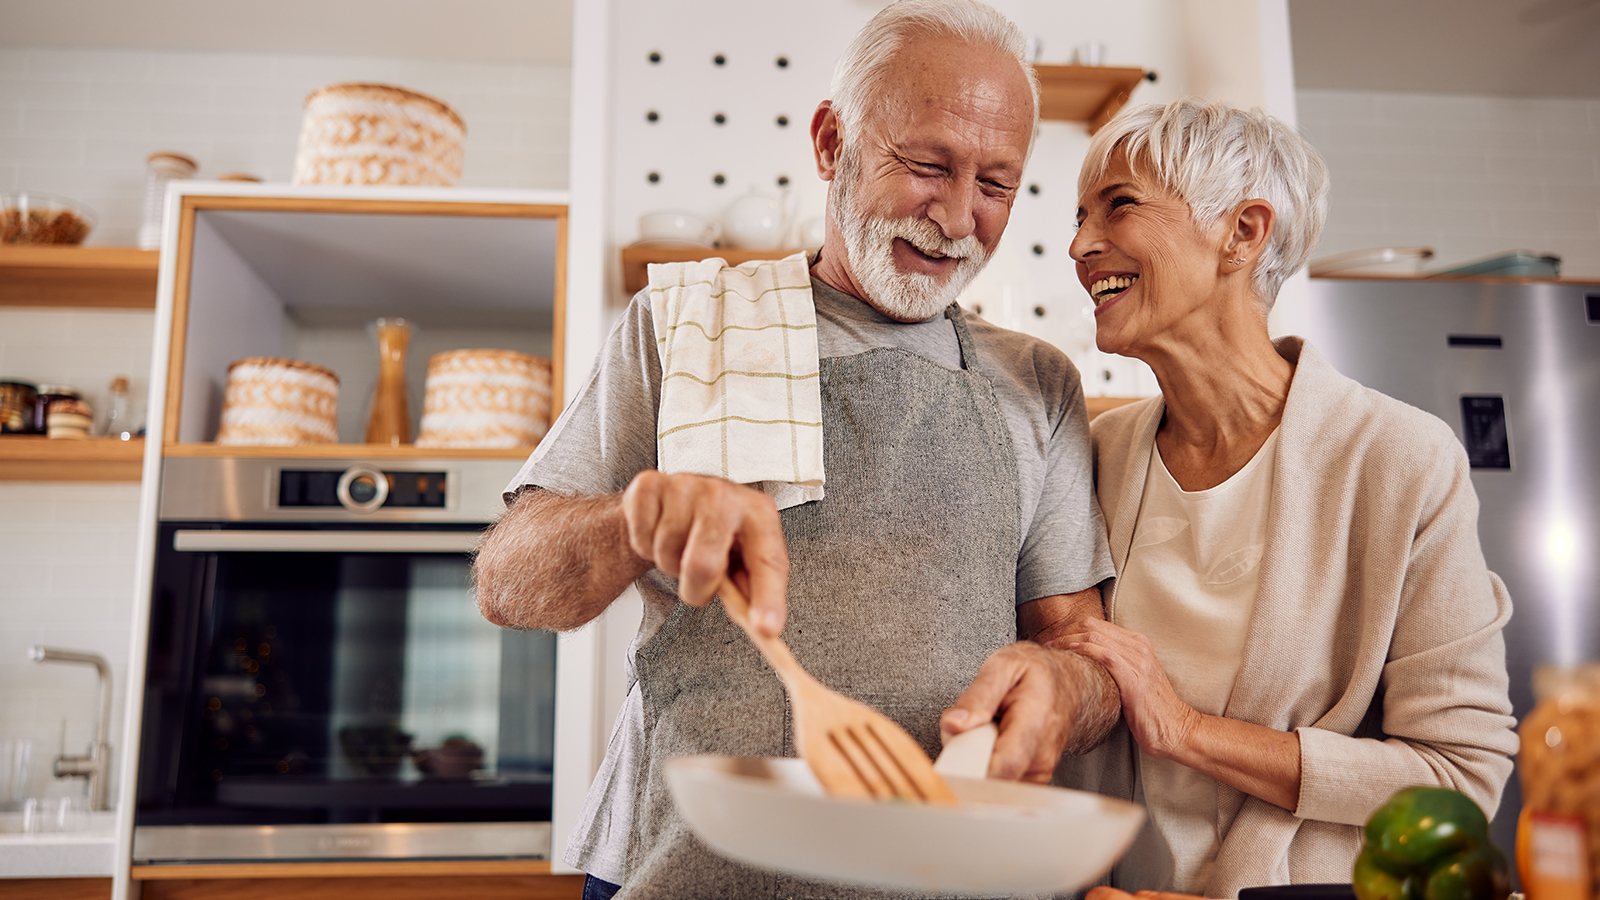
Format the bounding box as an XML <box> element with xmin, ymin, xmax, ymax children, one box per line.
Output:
<box><xmin>133</xmin><ymin>456</ymin><xmax>555</xmax><ymax>863</ymax></box>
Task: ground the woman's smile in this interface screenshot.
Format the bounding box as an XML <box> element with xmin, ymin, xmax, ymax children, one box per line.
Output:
<box><xmin>1090</xmin><ymin>274</ymin><xmax>1140</xmax><ymax>307</ymax></box>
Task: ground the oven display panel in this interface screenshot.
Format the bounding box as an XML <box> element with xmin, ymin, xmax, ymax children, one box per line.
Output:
<box><xmin>279</xmin><ymin>470</ymin><xmax>448</xmax><ymax>508</ymax></box>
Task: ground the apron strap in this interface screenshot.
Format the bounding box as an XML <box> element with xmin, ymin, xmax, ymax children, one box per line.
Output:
<box><xmin>944</xmin><ymin>303</ymin><xmax>979</xmax><ymax>371</ymax></box>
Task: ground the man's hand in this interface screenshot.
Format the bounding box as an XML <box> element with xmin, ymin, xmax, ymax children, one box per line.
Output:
<box><xmin>939</xmin><ymin>586</ymin><xmax>1119</xmax><ymax>782</ymax></box>
<box><xmin>941</xmin><ymin>641</ymin><xmax>1095</xmax><ymax>782</ymax></box>
<box><xmin>621</xmin><ymin>470</ymin><xmax>791</xmax><ymax>637</ymax></box>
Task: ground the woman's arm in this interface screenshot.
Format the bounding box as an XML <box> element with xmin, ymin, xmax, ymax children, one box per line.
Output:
<box><xmin>1057</xmin><ymin>619</ymin><xmax>1301</xmax><ymax>811</ymax></box>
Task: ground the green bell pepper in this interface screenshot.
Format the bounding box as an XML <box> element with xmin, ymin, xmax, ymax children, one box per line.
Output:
<box><xmin>1352</xmin><ymin>787</ymin><xmax>1509</xmax><ymax>900</ymax></box>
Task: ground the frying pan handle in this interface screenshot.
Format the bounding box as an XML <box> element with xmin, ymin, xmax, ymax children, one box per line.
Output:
<box><xmin>934</xmin><ymin>721</ymin><xmax>998</xmax><ymax>779</ymax></box>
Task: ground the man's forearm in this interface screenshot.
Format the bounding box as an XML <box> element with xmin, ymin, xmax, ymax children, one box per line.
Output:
<box><xmin>1019</xmin><ymin>588</ymin><xmax>1122</xmax><ymax>755</ymax></box>
<box><xmin>1051</xmin><ymin>644</ymin><xmax>1119</xmax><ymax>754</ymax></box>
<box><xmin>473</xmin><ymin>487</ymin><xmax>651</xmax><ymax>631</ymax></box>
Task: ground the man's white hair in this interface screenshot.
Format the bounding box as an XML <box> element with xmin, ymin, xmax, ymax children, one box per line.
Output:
<box><xmin>828</xmin><ymin>0</ymin><xmax>1040</xmax><ymax>154</ymax></box>
<box><xmin>1079</xmin><ymin>99</ymin><xmax>1330</xmax><ymax>309</ymax></box>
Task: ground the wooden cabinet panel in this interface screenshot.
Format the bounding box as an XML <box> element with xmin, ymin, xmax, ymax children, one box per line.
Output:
<box><xmin>0</xmin><ymin>878</ymin><xmax>113</xmax><ymax>900</ymax></box>
<box><xmin>137</xmin><ymin>874</ymin><xmax>583</xmax><ymax>900</ymax></box>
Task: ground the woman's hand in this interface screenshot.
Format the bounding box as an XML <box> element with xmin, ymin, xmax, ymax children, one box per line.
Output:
<box><xmin>1059</xmin><ymin>619</ymin><xmax>1305</xmax><ymax>811</ymax></box>
<box><xmin>1056</xmin><ymin>618</ymin><xmax>1202</xmax><ymax>760</ymax></box>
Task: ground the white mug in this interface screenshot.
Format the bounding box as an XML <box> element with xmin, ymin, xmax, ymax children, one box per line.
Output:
<box><xmin>639</xmin><ymin>210</ymin><xmax>720</xmax><ymax>245</ymax></box>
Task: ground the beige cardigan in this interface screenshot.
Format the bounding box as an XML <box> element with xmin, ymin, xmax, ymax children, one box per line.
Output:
<box><xmin>1059</xmin><ymin>338</ymin><xmax>1519</xmax><ymax>898</ymax></box>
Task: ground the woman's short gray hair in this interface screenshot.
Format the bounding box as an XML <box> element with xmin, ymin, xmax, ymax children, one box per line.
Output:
<box><xmin>829</xmin><ymin>0</ymin><xmax>1039</xmax><ymax>155</ymax></box>
<box><xmin>1080</xmin><ymin>99</ymin><xmax>1329</xmax><ymax>308</ymax></box>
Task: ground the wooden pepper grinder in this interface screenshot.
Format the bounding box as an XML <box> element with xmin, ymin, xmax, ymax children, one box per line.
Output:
<box><xmin>366</xmin><ymin>317</ymin><xmax>412</xmax><ymax>445</ymax></box>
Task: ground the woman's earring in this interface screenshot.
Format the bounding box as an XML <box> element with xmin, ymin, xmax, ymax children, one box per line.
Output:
<box><xmin>1229</xmin><ymin>256</ymin><xmax>1248</xmax><ymax>265</ymax></box>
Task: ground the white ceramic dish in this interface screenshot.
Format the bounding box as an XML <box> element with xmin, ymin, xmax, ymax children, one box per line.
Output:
<box><xmin>1308</xmin><ymin>246</ymin><xmax>1434</xmax><ymax>277</ymax></box>
<box><xmin>666</xmin><ymin>750</ymin><xmax>1144</xmax><ymax>897</ymax></box>
<box><xmin>639</xmin><ymin>210</ymin><xmax>721</xmax><ymax>245</ymax></box>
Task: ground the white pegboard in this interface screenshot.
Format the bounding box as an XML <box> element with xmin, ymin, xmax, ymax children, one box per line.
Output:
<box><xmin>604</xmin><ymin>0</ymin><xmax>1192</xmax><ymax>397</ymax></box>
<box><xmin>609</xmin><ymin>1</ymin><xmax>877</xmax><ymax>280</ymax></box>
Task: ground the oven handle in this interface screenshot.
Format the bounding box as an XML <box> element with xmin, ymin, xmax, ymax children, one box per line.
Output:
<box><xmin>171</xmin><ymin>530</ymin><xmax>483</xmax><ymax>554</ymax></box>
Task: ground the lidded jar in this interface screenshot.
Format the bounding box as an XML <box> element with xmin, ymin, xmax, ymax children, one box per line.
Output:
<box><xmin>1517</xmin><ymin>663</ymin><xmax>1600</xmax><ymax>900</ymax></box>
<box><xmin>32</xmin><ymin>383</ymin><xmax>80</xmax><ymax>434</ymax></box>
<box><xmin>139</xmin><ymin>151</ymin><xmax>198</xmax><ymax>250</ymax></box>
<box><xmin>0</xmin><ymin>380</ymin><xmax>38</xmax><ymax>434</ymax></box>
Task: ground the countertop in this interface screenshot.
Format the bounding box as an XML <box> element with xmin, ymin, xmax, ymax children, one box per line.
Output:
<box><xmin>0</xmin><ymin>812</ymin><xmax>118</xmax><ymax>878</ymax></box>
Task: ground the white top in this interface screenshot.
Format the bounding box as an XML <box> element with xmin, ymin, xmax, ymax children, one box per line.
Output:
<box><xmin>1113</xmin><ymin>428</ymin><xmax>1280</xmax><ymax>894</ymax></box>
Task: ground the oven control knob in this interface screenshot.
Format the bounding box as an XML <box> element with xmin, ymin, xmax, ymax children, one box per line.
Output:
<box><xmin>336</xmin><ymin>466</ymin><xmax>390</xmax><ymax>513</ymax></box>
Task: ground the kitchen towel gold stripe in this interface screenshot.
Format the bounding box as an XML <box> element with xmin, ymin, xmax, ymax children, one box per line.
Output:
<box><xmin>649</xmin><ymin>252</ymin><xmax>823</xmax><ymax>510</ymax></box>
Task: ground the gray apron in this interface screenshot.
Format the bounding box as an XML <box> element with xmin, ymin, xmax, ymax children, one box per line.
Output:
<box><xmin>623</xmin><ymin>305</ymin><xmax>1023</xmax><ymax>900</ymax></box>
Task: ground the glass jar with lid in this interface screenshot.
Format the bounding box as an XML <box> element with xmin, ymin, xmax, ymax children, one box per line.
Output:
<box><xmin>0</xmin><ymin>380</ymin><xmax>38</xmax><ymax>433</ymax></box>
<box><xmin>31</xmin><ymin>384</ymin><xmax>80</xmax><ymax>434</ymax></box>
<box><xmin>139</xmin><ymin>151</ymin><xmax>198</xmax><ymax>250</ymax></box>
<box><xmin>1517</xmin><ymin>663</ymin><xmax>1600</xmax><ymax>900</ymax></box>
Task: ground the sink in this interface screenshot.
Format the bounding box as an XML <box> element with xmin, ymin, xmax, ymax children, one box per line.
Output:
<box><xmin>0</xmin><ymin>808</ymin><xmax>117</xmax><ymax>837</ymax></box>
<box><xmin>0</xmin><ymin>810</ymin><xmax>119</xmax><ymax>877</ymax></box>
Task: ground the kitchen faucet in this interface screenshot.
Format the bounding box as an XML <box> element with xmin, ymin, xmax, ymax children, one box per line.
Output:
<box><xmin>28</xmin><ymin>646</ymin><xmax>113</xmax><ymax>811</ymax></box>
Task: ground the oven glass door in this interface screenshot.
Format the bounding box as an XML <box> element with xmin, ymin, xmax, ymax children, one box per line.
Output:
<box><xmin>138</xmin><ymin>522</ymin><xmax>556</xmax><ymax>828</ymax></box>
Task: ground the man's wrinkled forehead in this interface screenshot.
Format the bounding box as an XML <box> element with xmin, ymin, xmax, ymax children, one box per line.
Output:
<box><xmin>853</xmin><ymin>38</ymin><xmax>1034</xmax><ymax>157</ymax></box>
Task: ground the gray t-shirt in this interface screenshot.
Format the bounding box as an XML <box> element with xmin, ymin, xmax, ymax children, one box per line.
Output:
<box><xmin>508</xmin><ymin>276</ymin><xmax>1114</xmax><ymax>882</ymax></box>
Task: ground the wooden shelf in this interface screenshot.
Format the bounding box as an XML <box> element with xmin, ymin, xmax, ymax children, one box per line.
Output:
<box><xmin>0</xmin><ymin>246</ymin><xmax>159</xmax><ymax>308</ymax></box>
<box><xmin>1312</xmin><ymin>272</ymin><xmax>1598</xmax><ymax>285</ymax></box>
<box><xmin>131</xmin><ymin>859</ymin><xmax>557</xmax><ymax>879</ymax></box>
<box><xmin>163</xmin><ymin>442</ymin><xmax>535</xmax><ymax>460</ymax></box>
<box><xmin>1033</xmin><ymin>64</ymin><xmax>1150</xmax><ymax>133</ymax></box>
<box><xmin>128</xmin><ymin>860</ymin><xmax>582</xmax><ymax>900</ymax></box>
<box><xmin>0</xmin><ymin>436</ymin><xmax>144</xmax><ymax>480</ymax></box>
<box><xmin>620</xmin><ymin>244</ymin><xmax>802</xmax><ymax>295</ymax></box>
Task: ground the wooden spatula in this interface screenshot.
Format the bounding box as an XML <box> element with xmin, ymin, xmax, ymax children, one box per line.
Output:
<box><xmin>717</xmin><ymin>576</ymin><xmax>958</xmax><ymax>805</ymax></box>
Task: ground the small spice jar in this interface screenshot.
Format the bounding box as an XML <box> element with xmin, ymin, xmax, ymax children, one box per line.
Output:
<box><xmin>0</xmin><ymin>380</ymin><xmax>38</xmax><ymax>434</ymax></box>
<box><xmin>46</xmin><ymin>398</ymin><xmax>92</xmax><ymax>439</ymax></box>
<box><xmin>32</xmin><ymin>384</ymin><xmax>81</xmax><ymax>434</ymax></box>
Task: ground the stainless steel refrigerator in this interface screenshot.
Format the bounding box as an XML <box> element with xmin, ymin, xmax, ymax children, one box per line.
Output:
<box><xmin>1300</xmin><ymin>275</ymin><xmax>1600</xmax><ymax>872</ymax></box>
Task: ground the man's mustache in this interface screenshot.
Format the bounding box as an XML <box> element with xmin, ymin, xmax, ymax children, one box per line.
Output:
<box><xmin>875</xmin><ymin>214</ymin><xmax>984</xmax><ymax>263</ymax></box>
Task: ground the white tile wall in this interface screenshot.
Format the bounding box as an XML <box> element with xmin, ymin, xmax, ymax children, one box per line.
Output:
<box><xmin>0</xmin><ymin>45</ymin><xmax>573</xmax><ymax>811</ymax></box>
<box><xmin>0</xmin><ymin>481</ymin><xmax>144</xmax><ymax>805</ymax></box>
<box><xmin>0</xmin><ymin>47</ymin><xmax>572</xmax><ymax>245</ymax></box>
<box><xmin>1298</xmin><ymin>89</ymin><xmax>1600</xmax><ymax>279</ymax></box>
<box><xmin>0</xmin><ymin>308</ymin><xmax>156</xmax><ymax>806</ymax></box>
<box><xmin>0</xmin><ymin>308</ymin><xmax>156</xmax><ymax>428</ymax></box>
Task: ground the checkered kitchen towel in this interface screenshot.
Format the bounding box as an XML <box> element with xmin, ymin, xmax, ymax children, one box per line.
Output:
<box><xmin>648</xmin><ymin>251</ymin><xmax>823</xmax><ymax>509</ymax></box>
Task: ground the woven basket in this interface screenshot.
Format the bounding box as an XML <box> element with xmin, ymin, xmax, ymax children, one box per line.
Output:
<box><xmin>292</xmin><ymin>83</ymin><xmax>466</xmax><ymax>187</ymax></box>
<box><xmin>415</xmin><ymin>349</ymin><xmax>552</xmax><ymax>449</ymax></box>
<box><xmin>216</xmin><ymin>358</ymin><xmax>340</xmax><ymax>446</ymax></box>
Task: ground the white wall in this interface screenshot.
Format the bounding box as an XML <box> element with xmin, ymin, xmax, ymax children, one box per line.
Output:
<box><xmin>0</xmin><ymin>47</ymin><xmax>572</xmax><ymax>246</ymax></box>
<box><xmin>0</xmin><ymin>475</ymin><xmax>144</xmax><ymax>807</ymax></box>
<box><xmin>0</xmin><ymin>46</ymin><xmax>573</xmax><ymax>812</ymax></box>
<box><xmin>1298</xmin><ymin>88</ymin><xmax>1600</xmax><ymax>280</ymax></box>
<box><xmin>0</xmin><ymin>308</ymin><xmax>156</xmax><ymax>807</ymax></box>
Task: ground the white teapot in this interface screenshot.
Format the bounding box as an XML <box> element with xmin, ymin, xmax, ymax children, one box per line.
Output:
<box><xmin>722</xmin><ymin>187</ymin><xmax>795</xmax><ymax>249</ymax></box>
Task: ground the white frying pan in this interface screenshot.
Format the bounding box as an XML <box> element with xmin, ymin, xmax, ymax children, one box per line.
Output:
<box><xmin>665</xmin><ymin>725</ymin><xmax>1144</xmax><ymax>897</ymax></box>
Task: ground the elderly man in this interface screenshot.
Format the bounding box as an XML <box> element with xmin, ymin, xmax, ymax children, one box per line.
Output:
<box><xmin>474</xmin><ymin>1</ymin><xmax>1118</xmax><ymax>897</ymax></box>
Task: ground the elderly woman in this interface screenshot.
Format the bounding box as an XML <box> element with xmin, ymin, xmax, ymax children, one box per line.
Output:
<box><xmin>1056</xmin><ymin>99</ymin><xmax>1520</xmax><ymax>898</ymax></box>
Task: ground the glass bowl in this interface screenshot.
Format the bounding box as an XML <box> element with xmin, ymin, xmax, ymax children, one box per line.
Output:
<box><xmin>1</xmin><ymin>191</ymin><xmax>97</xmax><ymax>245</ymax></box>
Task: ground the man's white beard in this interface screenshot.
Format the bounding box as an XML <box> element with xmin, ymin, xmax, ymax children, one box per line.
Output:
<box><xmin>832</xmin><ymin>151</ymin><xmax>991</xmax><ymax>322</ymax></box>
